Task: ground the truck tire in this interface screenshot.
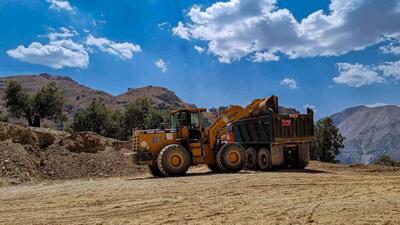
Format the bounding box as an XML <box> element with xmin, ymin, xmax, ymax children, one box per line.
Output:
<box><xmin>216</xmin><ymin>143</ymin><xmax>246</xmax><ymax>173</ymax></box>
<box><xmin>245</xmin><ymin>147</ymin><xmax>258</xmax><ymax>170</ymax></box>
<box><xmin>157</xmin><ymin>144</ymin><xmax>191</xmax><ymax>177</ymax></box>
<box><xmin>258</xmin><ymin>148</ymin><xmax>272</xmax><ymax>171</ymax></box>
<box><xmin>148</xmin><ymin>160</ymin><xmax>165</xmax><ymax>177</ymax></box>
<box><xmin>207</xmin><ymin>164</ymin><xmax>222</xmax><ymax>173</ymax></box>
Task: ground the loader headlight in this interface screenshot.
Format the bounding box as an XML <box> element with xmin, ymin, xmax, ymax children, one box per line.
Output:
<box><xmin>140</xmin><ymin>141</ymin><xmax>148</xmax><ymax>148</ymax></box>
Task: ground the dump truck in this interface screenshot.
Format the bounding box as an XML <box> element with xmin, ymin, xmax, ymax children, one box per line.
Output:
<box><xmin>132</xmin><ymin>96</ymin><xmax>314</xmax><ymax>177</ymax></box>
<box><xmin>225</xmin><ymin>108</ymin><xmax>315</xmax><ymax>170</ymax></box>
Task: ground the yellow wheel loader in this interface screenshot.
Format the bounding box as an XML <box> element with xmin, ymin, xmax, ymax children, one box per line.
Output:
<box><xmin>133</xmin><ymin>96</ymin><xmax>280</xmax><ymax>177</ymax></box>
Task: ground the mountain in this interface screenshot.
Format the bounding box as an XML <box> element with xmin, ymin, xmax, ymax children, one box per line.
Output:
<box><xmin>0</xmin><ymin>73</ymin><xmax>193</xmax><ymax>118</ymax></box>
<box><xmin>332</xmin><ymin>105</ymin><xmax>400</xmax><ymax>164</ymax></box>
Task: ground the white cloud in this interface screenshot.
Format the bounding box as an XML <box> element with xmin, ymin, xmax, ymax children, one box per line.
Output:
<box><xmin>43</xmin><ymin>27</ymin><xmax>79</xmax><ymax>41</ymax></box>
<box><xmin>251</xmin><ymin>51</ymin><xmax>279</xmax><ymax>62</ymax></box>
<box><xmin>155</xmin><ymin>59</ymin><xmax>167</xmax><ymax>73</ymax></box>
<box><xmin>91</xmin><ymin>19</ymin><xmax>107</xmax><ymax>27</ymax></box>
<box><xmin>304</xmin><ymin>104</ymin><xmax>317</xmax><ymax>113</ymax></box>
<box><xmin>280</xmin><ymin>78</ymin><xmax>298</xmax><ymax>89</ymax></box>
<box><xmin>333</xmin><ymin>60</ymin><xmax>400</xmax><ymax>87</ymax></box>
<box><xmin>332</xmin><ymin>63</ymin><xmax>384</xmax><ymax>87</ymax></box>
<box><xmin>7</xmin><ymin>39</ymin><xmax>88</xmax><ymax>69</ymax></box>
<box><xmin>7</xmin><ymin>28</ymin><xmax>143</xmax><ymax>69</ymax></box>
<box><xmin>194</xmin><ymin>45</ymin><xmax>205</xmax><ymax>54</ymax></box>
<box><xmin>158</xmin><ymin>22</ymin><xmax>170</xmax><ymax>30</ymax></box>
<box><xmin>172</xmin><ymin>22</ymin><xmax>190</xmax><ymax>40</ymax></box>
<box><xmin>46</xmin><ymin>0</ymin><xmax>75</xmax><ymax>13</ymax></box>
<box><xmin>86</xmin><ymin>35</ymin><xmax>141</xmax><ymax>60</ymax></box>
<box><xmin>173</xmin><ymin>0</ymin><xmax>400</xmax><ymax>63</ymax></box>
<box><xmin>378</xmin><ymin>61</ymin><xmax>400</xmax><ymax>80</ymax></box>
<box><xmin>365</xmin><ymin>103</ymin><xmax>389</xmax><ymax>108</ymax></box>
<box><xmin>380</xmin><ymin>44</ymin><xmax>400</xmax><ymax>55</ymax></box>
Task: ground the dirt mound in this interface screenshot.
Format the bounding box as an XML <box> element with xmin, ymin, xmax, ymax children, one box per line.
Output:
<box><xmin>0</xmin><ymin>141</ymin><xmax>38</xmax><ymax>184</ymax></box>
<box><xmin>60</xmin><ymin>132</ymin><xmax>129</xmax><ymax>153</ymax></box>
<box><xmin>0</xmin><ymin>122</ymin><xmax>145</xmax><ymax>184</ymax></box>
<box><xmin>0</xmin><ymin>122</ymin><xmax>68</xmax><ymax>149</ymax></box>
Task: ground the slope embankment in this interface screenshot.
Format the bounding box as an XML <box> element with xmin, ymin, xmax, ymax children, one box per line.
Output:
<box><xmin>0</xmin><ymin>122</ymin><xmax>145</xmax><ymax>185</ymax></box>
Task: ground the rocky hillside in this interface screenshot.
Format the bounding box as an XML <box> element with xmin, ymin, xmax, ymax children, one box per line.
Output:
<box><xmin>0</xmin><ymin>73</ymin><xmax>193</xmax><ymax>118</ymax></box>
<box><xmin>332</xmin><ymin>105</ymin><xmax>400</xmax><ymax>164</ymax></box>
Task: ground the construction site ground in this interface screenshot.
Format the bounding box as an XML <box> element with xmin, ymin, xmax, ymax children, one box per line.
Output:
<box><xmin>1</xmin><ymin>161</ymin><xmax>400</xmax><ymax>225</ymax></box>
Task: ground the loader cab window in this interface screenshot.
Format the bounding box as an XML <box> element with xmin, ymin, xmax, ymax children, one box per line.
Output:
<box><xmin>170</xmin><ymin>111</ymin><xmax>191</xmax><ymax>130</ymax></box>
<box><xmin>170</xmin><ymin>111</ymin><xmax>201</xmax><ymax>130</ymax></box>
<box><xmin>190</xmin><ymin>112</ymin><xmax>200</xmax><ymax>129</ymax></box>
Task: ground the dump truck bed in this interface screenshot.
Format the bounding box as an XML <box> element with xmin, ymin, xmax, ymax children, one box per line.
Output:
<box><xmin>229</xmin><ymin>112</ymin><xmax>314</xmax><ymax>144</ymax></box>
<box><xmin>227</xmin><ymin>111</ymin><xmax>314</xmax><ymax>169</ymax></box>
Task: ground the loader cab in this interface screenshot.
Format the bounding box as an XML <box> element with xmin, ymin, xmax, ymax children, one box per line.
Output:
<box><xmin>170</xmin><ymin>108</ymin><xmax>206</xmax><ymax>140</ymax></box>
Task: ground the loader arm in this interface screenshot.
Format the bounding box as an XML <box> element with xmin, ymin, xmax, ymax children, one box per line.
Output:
<box><xmin>206</xmin><ymin>96</ymin><xmax>278</xmax><ymax>149</ymax></box>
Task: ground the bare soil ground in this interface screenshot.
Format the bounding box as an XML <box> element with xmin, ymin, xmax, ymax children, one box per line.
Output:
<box><xmin>1</xmin><ymin>161</ymin><xmax>400</xmax><ymax>225</ymax></box>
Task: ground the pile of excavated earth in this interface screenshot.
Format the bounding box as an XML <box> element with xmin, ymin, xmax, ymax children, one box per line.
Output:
<box><xmin>0</xmin><ymin>122</ymin><xmax>146</xmax><ymax>185</ymax></box>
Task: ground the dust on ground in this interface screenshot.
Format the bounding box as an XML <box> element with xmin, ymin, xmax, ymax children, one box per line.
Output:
<box><xmin>1</xmin><ymin>161</ymin><xmax>400</xmax><ymax>225</ymax></box>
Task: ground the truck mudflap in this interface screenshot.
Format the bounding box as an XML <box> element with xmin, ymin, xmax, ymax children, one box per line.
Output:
<box><xmin>270</xmin><ymin>143</ymin><xmax>310</xmax><ymax>168</ymax></box>
<box><xmin>133</xmin><ymin>149</ymin><xmax>153</xmax><ymax>165</ymax></box>
<box><xmin>297</xmin><ymin>143</ymin><xmax>310</xmax><ymax>168</ymax></box>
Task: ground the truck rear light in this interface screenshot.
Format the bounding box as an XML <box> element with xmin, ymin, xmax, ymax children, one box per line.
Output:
<box><xmin>282</xmin><ymin>119</ymin><xmax>291</xmax><ymax>127</ymax></box>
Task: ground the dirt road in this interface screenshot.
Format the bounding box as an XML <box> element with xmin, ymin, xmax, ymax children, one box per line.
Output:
<box><xmin>1</xmin><ymin>162</ymin><xmax>400</xmax><ymax>225</ymax></box>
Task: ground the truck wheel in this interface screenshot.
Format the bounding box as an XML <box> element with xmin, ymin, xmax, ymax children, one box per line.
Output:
<box><xmin>216</xmin><ymin>143</ymin><xmax>246</xmax><ymax>173</ymax></box>
<box><xmin>148</xmin><ymin>160</ymin><xmax>165</xmax><ymax>177</ymax></box>
<box><xmin>157</xmin><ymin>144</ymin><xmax>191</xmax><ymax>177</ymax></box>
<box><xmin>258</xmin><ymin>148</ymin><xmax>272</xmax><ymax>171</ymax></box>
<box><xmin>207</xmin><ymin>164</ymin><xmax>222</xmax><ymax>173</ymax></box>
<box><xmin>245</xmin><ymin>147</ymin><xmax>258</xmax><ymax>170</ymax></box>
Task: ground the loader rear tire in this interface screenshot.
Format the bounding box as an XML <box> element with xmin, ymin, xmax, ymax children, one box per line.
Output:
<box><xmin>157</xmin><ymin>144</ymin><xmax>191</xmax><ymax>177</ymax></box>
<box><xmin>148</xmin><ymin>160</ymin><xmax>165</xmax><ymax>177</ymax></box>
<box><xmin>245</xmin><ymin>147</ymin><xmax>258</xmax><ymax>170</ymax></box>
<box><xmin>216</xmin><ymin>143</ymin><xmax>246</xmax><ymax>173</ymax></box>
<box><xmin>258</xmin><ymin>148</ymin><xmax>272</xmax><ymax>171</ymax></box>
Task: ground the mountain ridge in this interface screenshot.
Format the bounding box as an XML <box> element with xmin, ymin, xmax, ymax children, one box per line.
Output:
<box><xmin>332</xmin><ymin>105</ymin><xmax>400</xmax><ymax>164</ymax></box>
<box><xmin>0</xmin><ymin>73</ymin><xmax>194</xmax><ymax>118</ymax></box>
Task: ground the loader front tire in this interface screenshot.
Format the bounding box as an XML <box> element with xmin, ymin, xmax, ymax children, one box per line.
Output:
<box><xmin>245</xmin><ymin>147</ymin><xmax>258</xmax><ymax>170</ymax></box>
<box><xmin>258</xmin><ymin>148</ymin><xmax>272</xmax><ymax>171</ymax></box>
<box><xmin>157</xmin><ymin>144</ymin><xmax>191</xmax><ymax>177</ymax></box>
<box><xmin>148</xmin><ymin>160</ymin><xmax>165</xmax><ymax>177</ymax></box>
<box><xmin>216</xmin><ymin>143</ymin><xmax>246</xmax><ymax>173</ymax></box>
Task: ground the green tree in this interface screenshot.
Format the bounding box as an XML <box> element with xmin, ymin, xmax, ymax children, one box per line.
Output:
<box><xmin>72</xmin><ymin>101</ymin><xmax>120</xmax><ymax>138</ymax></box>
<box><xmin>374</xmin><ymin>155</ymin><xmax>400</xmax><ymax>167</ymax></box>
<box><xmin>4</xmin><ymin>80</ymin><xmax>65</xmax><ymax>127</ymax></box>
<box><xmin>311</xmin><ymin>117</ymin><xmax>345</xmax><ymax>162</ymax></box>
<box><xmin>4</xmin><ymin>80</ymin><xmax>33</xmax><ymax>125</ymax></box>
<box><xmin>34</xmin><ymin>82</ymin><xmax>65</xmax><ymax>124</ymax></box>
<box><xmin>72</xmin><ymin>98</ymin><xmax>166</xmax><ymax>140</ymax></box>
<box><xmin>120</xmin><ymin>98</ymin><xmax>164</xmax><ymax>140</ymax></box>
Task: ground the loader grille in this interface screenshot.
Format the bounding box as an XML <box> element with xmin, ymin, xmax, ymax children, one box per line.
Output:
<box><xmin>133</xmin><ymin>133</ymin><xmax>140</xmax><ymax>152</ymax></box>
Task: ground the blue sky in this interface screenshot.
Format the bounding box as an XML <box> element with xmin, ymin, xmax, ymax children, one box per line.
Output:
<box><xmin>1</xmin><ymin>0</ymin><xmax>400</xmax><ymax>118</ymax></box>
